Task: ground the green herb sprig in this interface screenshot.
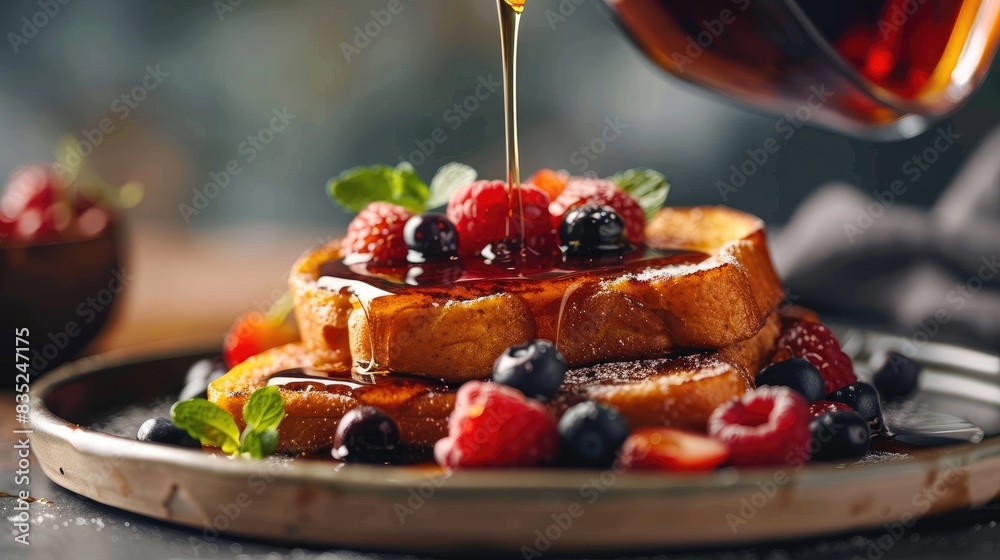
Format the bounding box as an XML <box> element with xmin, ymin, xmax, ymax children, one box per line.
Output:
<box><xmin>328</xmin><ymin>161</ymin><xmax>476</xmax><ymax>213</ymax></box>
<box><xmin>171</xmin><ymin>386</ymin><xmax>285</xmax><ymax>459</ymax></box>
<box><xmin>327</xmin><ymin>160</ymin><xmax>670</xmax><ymax>218</ymax></box>
<box><xmin>610</xmin><ymin>168</ymin><xmax>671</xmax><ymax>221</ymax></box>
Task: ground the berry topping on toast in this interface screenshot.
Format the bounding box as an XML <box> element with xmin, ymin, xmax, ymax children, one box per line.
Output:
<box><xmin>342</xmin><ymin>202</ymin><xmax>413</xmax><ymax>265</ymax></box>
<box><xmin>559</xmin><ymin>204</ymin><xmax>629</xmax><ymax>256</ymax></box>
<box><xmin>550</xmin><ymin>178</ymin><xmax>646</xmax><ymax>246</ymax></box>
<box><xmin>446</xmin><ymin>180</ymin><xmax>556</xmax><ymax>257</ymax></box>
<box><xmin>403</xmin><ymin>213</ymin><xmax>459</xmax><ymax>259</ymax></box>
<box><xmin>528</xmin><ymin>168</ymin><xmax>570</xmax><ymax>200</ymax></box>
<box><xmin>327</xmin><ymin>162</ymin><xmax>669</xmax><ymax>266</ymax></box>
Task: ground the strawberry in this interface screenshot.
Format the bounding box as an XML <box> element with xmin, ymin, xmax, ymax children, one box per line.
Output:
<box><xmin>434</xmin><ymin>381</ymin><xmax>558</xmax><ymax>468</ymax></box>
<box><xmin>222</xmin><ymin>293</ymin><xmax>299</xmax><ymax>368</ymax></box>
<box><xmin>549</xmin><ymin>178</ymin><xmax>646</xmax><ymax>245</ymax></box>
<box><xmin>776</xmin><ymin>321</ymin><xmax>858</xmax><ymax>394</ymax></box>
<box><xmin>619</xmin><ymin>428</ymin><xmax>730</xmax><ymax>472</ymax></box>
<box><xmin>528</xmin><ymin>169</ymin><xmax>570</xmax><ymax>200</ymax></box>
<box><xmin>342</xmin><ymin>202</ymin><xmax>413</xmax><ymax>265</ymax></box>
<box><xmin>446</xmin><ymin>180</ymin><xmax>556</xmax><ymax>258</ymax></box>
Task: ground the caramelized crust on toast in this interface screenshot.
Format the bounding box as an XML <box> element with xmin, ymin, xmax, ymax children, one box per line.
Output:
<box><xmin>291</xmin><ymin>206</ymin><xmax>784</xmax><ymax>381</ymax></box>
<box><xmin>208</xmin><ymin>312</ymin><xmax>780</xmax><ymax>454</ymax></box>
<box><xmin>552</xmin><ymin>311</ymin><xmax>780</xmax><ymax>431</ymax></box>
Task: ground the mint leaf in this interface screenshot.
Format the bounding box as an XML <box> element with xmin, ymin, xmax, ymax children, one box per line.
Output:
<box><xmin>243</xmin><ymin>385</ymin><xmax>285</xmax><ymax>433</ymax></box>
<box><xmin>328</xmin><ymin>166</ymin><xmax>395</xmax><ymax>212</ymax></box>
<box><xmin>171</xmin><ymin>399</ymin><xmax>241</xmax><ymax>454</ymax></box>
<box><xmin>611</xmin><ymin>168</ymin><xmax>670</xmax><ymax>221</ymax></box>
<box><xmin>395</xmin><ymin>161</ymin><xmax>416</xmax><ymax>175</ymax></box>
<box><xmin>394</xmin><ymin>162</ymin><xmax>431</xmax><ymax>213</ymax></box>
<box><xmin>170</xmin><ymin>386</ymin><xmax>286</xmax><ymax>459</ymax></box>
<box><xmin>241</xmin><ymin>428</ymin><xmax>279</xmax><ymax>459</ymax></box>
<box><xmin>327</xmin><ymin>164</ymin><xmax>429</xmax><ymax>214</ymax></box>
<box><xmin>427</xmin><ymin>162</ymin><xmax>477</xmax><ymax>209</ymax></box>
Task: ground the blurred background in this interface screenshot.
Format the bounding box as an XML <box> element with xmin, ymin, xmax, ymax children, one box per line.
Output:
<box><xmin>1</xmin><ymin>0</ymin><xmax>999</xmax><ymax>352</ymax></box>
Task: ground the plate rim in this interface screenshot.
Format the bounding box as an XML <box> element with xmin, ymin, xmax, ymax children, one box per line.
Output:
<box><xmin>27</xmin><ymin>339</ymin><xmax>1000</xmax><ymax>552</ymax></box>
<box><xmin>29</xmin><ymin>343</ymin><xmax>1000</xmax><ymax>493</ymax></box>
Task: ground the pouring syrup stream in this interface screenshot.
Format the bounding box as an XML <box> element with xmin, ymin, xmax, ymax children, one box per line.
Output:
<box><xmin>497</xmin><ymin>0</ymin><xmax>527</xmax><ymax>259</ymax></box>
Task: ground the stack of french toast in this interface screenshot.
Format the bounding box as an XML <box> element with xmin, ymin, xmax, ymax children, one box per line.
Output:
<box><xmin>209</xmin><ymin>196</ymin><xmax>793</xmax><ymax>456</ymax></box>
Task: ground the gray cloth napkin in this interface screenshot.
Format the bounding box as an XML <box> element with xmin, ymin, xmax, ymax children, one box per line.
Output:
<box><xmin>773</xmin><ymin>128</ymin><xmax>1000</xmax><ymax>351</ymax></box>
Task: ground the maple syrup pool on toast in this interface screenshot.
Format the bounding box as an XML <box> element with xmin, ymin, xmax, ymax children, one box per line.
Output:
<box><xmin>317</xmin><ymin>245</ymin><xmax>710</xmax><ymax>295</ymax></box>
<box><xmin>267</xmin><ymin>367</ymin><xmax>451</xmax><ymax>393</ymax></box>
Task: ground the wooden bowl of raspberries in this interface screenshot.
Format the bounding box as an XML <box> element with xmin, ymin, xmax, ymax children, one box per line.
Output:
<box><xmin>0</xmin><ymin>163</ymin><xmax>130</xmax><ymax>374</ymax></box>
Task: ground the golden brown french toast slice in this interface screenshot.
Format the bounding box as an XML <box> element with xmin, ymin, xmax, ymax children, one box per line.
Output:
<box><xmin>208</xmin><ymin>312</ymin><xmax>779</xmax><ymax>454</ymax></box>
<box><xmin>551</xmin><ymin>310</ymin><xmax>780</xmax><ymax>429</ymax></box>
<box><xmin>291</xmin><ymin>206</ymin><xmax>784</xmax><ymax>381</ymax></box>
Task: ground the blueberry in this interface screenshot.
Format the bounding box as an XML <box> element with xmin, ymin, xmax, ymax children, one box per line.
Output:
<box><xmin>492</xmin><ymin>340</ymin><xmax>567</xmax><ymax>401</ymax></box>
<box><xmin>404</xmin><ymin>213</ymin><xmax>459</xmax><ymax>259</ymax></box>
<box><xmin>809</xmin><ymin>411</ymin><xmax>872</xmax><ymax>461</ymax></box>
<box><xmin>873</xmin><ymin>351</ymin><xmax>922</xmax><ymax>402</ymax></box>
<box><xmin>179</xmin><ymin>357</ymin><xmax>228</xmax><ymax>401</ymax></box>
<box><xmin>827</xmin><ymin>382</ymin><xmax>884</xmax><ymax>433</ymax></box>
<box><xmin>756</xmin><ymin>358</ymin><xmax>825</xmax><ymax>402</ymax></box>
<box><xmin>559</xmin><ymin>205</ymin><xmax>627</xmax><ymax>256</ymax></box>
<box><xmin>137</xmin><ymin>417</ymin><xmax>201</xmax><ymax>448</ymax></box>
<box><xmin>332</xmin><ymin>406</ymin><xmax>400</xmax><ymax>463</ymax></box>
<box><xmin>558</xmin><ymin>401</ymin><xmax>630</xmax><ymax>468</ymax></box>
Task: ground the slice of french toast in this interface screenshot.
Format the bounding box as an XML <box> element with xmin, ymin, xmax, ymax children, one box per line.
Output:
<box><xmin>291</xmin><ymin>206</ymin><xmax>784</xmax><ymax>381</ymax></box>
<box><xmin>207</xmin><ymin>312</ymin><xmax>780</xmax><ymax>454</ymax></box>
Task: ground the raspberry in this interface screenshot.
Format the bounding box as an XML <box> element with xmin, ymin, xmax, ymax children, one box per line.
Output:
<box><xmin>549</xmin><ymin>178</ymin><xmax>645</xmax><ymax>245</ymax></box>
<box><xmin>0</xmin><ymin>216</ymin><xmax>12</xmax><ymax>243</ymax></box>
<box><xmin>809</xmin><ymin>400</ymin><xmax>854</xmax><ymax>418</ymax></box>
<box><xmin>446</xmin><ymin>180</ymin><xmax>556</xmax><ymax>257</ymax></box>
<box><xmin>707</xmin><ymin>386</ymin><xmax>812</xmax><ymax>466</ymax></box>
<box><xmin>527</xmin><ymin>169</ymin><xmax>569</xmax><ymax>200</ymax></box>
<box><xmin>776</xmin><ymin>321</ymin><xmax>858</xmax><ymax>394</ymax></box>
<box><xmin>342</xmin><ymin>202</ymin><xmax>412</xmax><ymax>265</ymax></box>
<box><xmin>1</xmin><ymin>164</ymin><xmax>57</xmax><ymax>221</ymax></box>
<box><xmin>434</xmin><ymin>381</ymin><xmax>558</xmax><ymax>468</ymax></box>
<box><xmin>1</xmin><ymin>164</ymin><xmax>63</xmax><ymax>244</ymax></box>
